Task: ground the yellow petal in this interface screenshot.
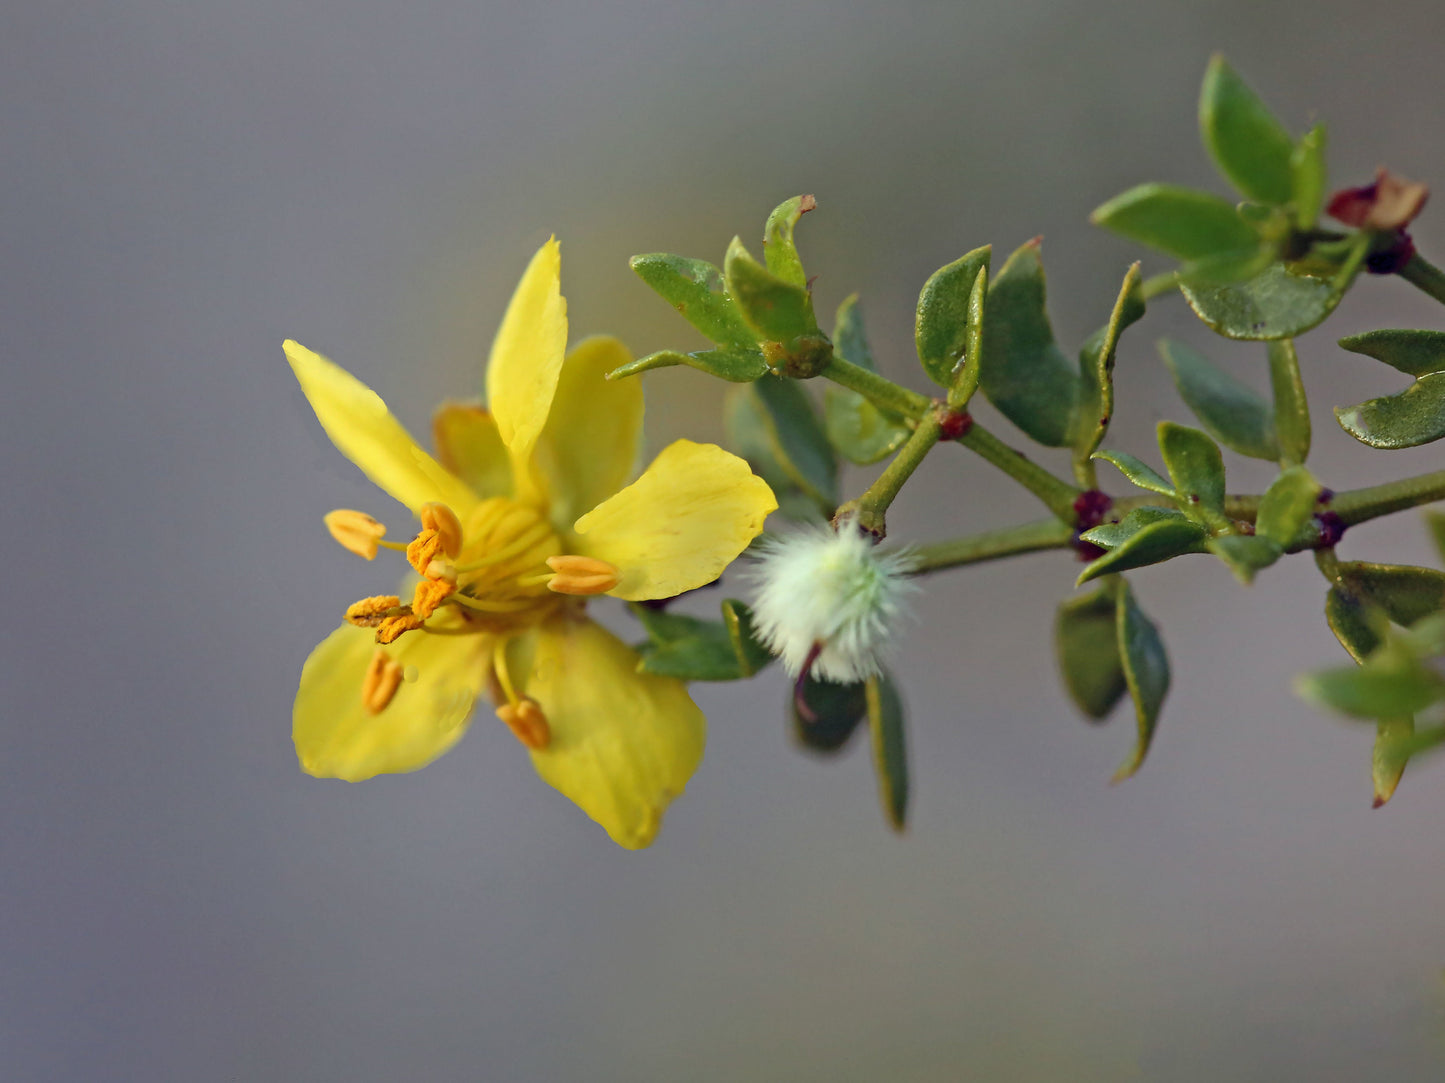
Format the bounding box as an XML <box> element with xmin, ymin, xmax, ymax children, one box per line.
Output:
<box><xmin>534</xmin><ymin>336</ymin><xmax>643</xmax><ymax>532</ymax></box>
<box><xmin>486</xmin><ymin>238</ymin><xmax>568</xmax><ymax>476</ymax></box>
<box><xmin>572</xmin><ymin>439</ymin><xmax>777</xmax><ymax>600</ymax></box>
<box><xmin>293</xmin><ymin>619</ymin><xmax>491</xmax><ymax>781</ymax></box>
<box><xmin>523</xmin><ymin>616</ymin><xmax>705</xmax><ymax>849</ymax></box>
<box><xmin>432</xmin><ymin>400</ymin><xmax>512</xmax><ymax>499</ymax></box>
<box><xmin>286</xmin><ymin>340</ymin><xmax>478</xmax><ymax>515</ymax></box>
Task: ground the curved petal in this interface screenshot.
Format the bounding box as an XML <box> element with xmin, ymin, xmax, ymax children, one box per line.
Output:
<box><xmin>523</xmin><ymin>615</ymin><xmax>705</xmax><ymax>849</ymax></box>
<box><xmin>534</xmin><ymin>336</ymin><xmax>644</xmax><ymax>532</ymax></box>
<box><xmin>572</xmin><ymin>439</ymin><xmax>777</xmax><ymax>600</ymax></box>
<box><xmin>286</xmin><ymin>340</ymin><xmax>477</xmax><ymax>515</ymax></box>
<box><xmin>432</xmin><ymin>400</ymin><xmax>512</xmax><ymax>500</ymax></box>
<box><xmin>293</xmin><ymin>619</ymin><xmax>491</xmax><ymax>781</ymax></box>
<box><xmin>486</xmin><ymin>238</ymin><xmax>568</xmax><ymax>482</ymax></box>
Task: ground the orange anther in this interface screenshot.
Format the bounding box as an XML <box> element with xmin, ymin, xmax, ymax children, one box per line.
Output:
<box><xmin>361</xmin><ymin>649</ymin><xmax>404</xmax><ymax>714</ymax></box>
<box><xmin>420</xmin><ymin>503</ymin><xmax>464</xmax><ymax>559</ymax></box>
<box><xmin>344</xmin><ymin>594</ymin><xmax>403</xmax><ymax>627</ymax></box>
<box><xmin>545</xmin><ymin>555</ymin><xmax>621</xmax><ymax>596</ymax></box>
<box><xmin>324</xmin><ymin>510</ymin><xmax>386</xmax><ymax>560</ymax></box>
<box><xmin>497</xmin><ymin>697</ymin><xmax>551</xmax><ymax>750</ymax></box>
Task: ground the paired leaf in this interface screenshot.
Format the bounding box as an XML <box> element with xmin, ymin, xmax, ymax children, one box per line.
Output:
<box><xmin>1296</xmin><ymin>647</ymin><xmax>1444</xmax><ymax>719</ymax></box>
<box><xmin>1325</xmin><ymin>585</ymin><xmax>1387</xmax><ymax>662</ymax></box>
<box><xmin>611</xmin><ymin>346</ymin><xmax>768</xmax><ymax>383</ymax></box>
<box><xmin>1158</xmin><ymin>339</ymin><xmax>1279</xmax><ymax>460</ymax></box>
<box><xmin>1255</xmin><ymin>466</ymin><xmax>1319</xmax><ymax>548</ymax></box>
<box><xmin>1333</xmin><ymin>561</ymin><xmax>1445</xmax><ymax>628</ymax></box>
<box><xmin>1113</xmin><ymin>579</ymin><xmax>1170</xmax><ymax>782</ymax></box>
<box><xmin>1092</xmin><ymin>449</ymin><xmax>1175</xmax><ymax>498</ymax></box>
<box><xmin>632</xmin><ymin>606</ymin><xmax>751</xmax><ymax>681</ymax></box>
<box><xmin>724</xmin><ymin>237</ymin><xmax>815</xmax><ymax>342</ymax></box>
<box><xmin>1078</xmin><ymin>509</ymin><xmax>1209</xmax><ymax>584</ymax></box>
<box><xmin>792</xmin><ymin>676</ymin><xmax>868</xmax><ymax>754</ymax></box>
<box><xmin>1427</xmin><ymin>511</ymin><xmax>1445</xmax><ymax>565</ymax></box>
<box><xmin>721</xmin><ymin>599</ymin><xmax>774</xmax><ymax>678</ymax></box>
<box><xmin>1208</xmin><ymin>534</ymin><xmax>1282</xmax><ymax>584</ymax></box>
<box><xmin>749</xmin><ymin>376</ymin><xmax>839</xmax><ymax>510</ymax></box>
<box><xmin>1091</xmin><ymin>183</ymin><xmax>1261</xmax><ymax>264</ymax></box>
<box><xmin>629</xmin><ymin>253</ymin><xmax>757</xmax><ymax>348</ymax></box>
<box><xmin>1075</xmin><ymin>263</ymin><xmax>1146</xmax><ymax>459</ymax></box>
<box><xmin>1267</xmin><ymin>339</ymin><xmax>1311</xmax><ymax>465</ymax></box>
<box><xmin>763</xmin><ymin>194</ymin><xmax>814</xmax><ymax>288</ymax></box>
<box><xmin>915</xmin><ymin>245</ymin><xmax>992</xmax><ymax>390</ymax></box>
<box><xmin>1055</xmin><ymin>584</ymin><xmax>1129</xmax><ymax>719</ymax></box>
<box><xmin>1157</xmin><ymin>422</ymin><xmax>1227</xmax><ymax>524</ymax></box>
<box><xmin>1199</xmin><ymin>54</ymin><xmax>1296</xmax><ymax>205</ymax></box>
<box><xmin>1334</xmin><ymin>372</ymin><xmax>1445</xmax><ymax>449</ymax></box>
<box><xmin>866</xmin><ymin>673</ymin><xmax>908</xmax><ymax>831</ymax></box>
<box><xmin>1372</xmin><ymin>716</ymin><xmax>1414</xmax><ymax>807</ymax></box>
<box><xmin>976</xmin><ymin>241</ymin><xmax>1080</xmax><ymax>446</ymax></box>
<box><xmin>824</xmin><ymin>295</ymin><xmax>909</xmax><ymax>464</ymax></box>
<box><xmin>1181</xmin><ymin>252</ymin><xmax>1364</xmax><ymax>341</ymax></box>
<box><xmin>1081</xmin><ymin>505</ymin><xmax>1189</xmax><ymax>550</ymax></box>
<box><xmin>1338</xmin><ymin>329</ymin><xmax>1445</xmax><ymax>378</ymax></box>
<box><xmin>724</xmin><ymin>384</ymin><xmax>828</xmax><ymax>521</ymax></box>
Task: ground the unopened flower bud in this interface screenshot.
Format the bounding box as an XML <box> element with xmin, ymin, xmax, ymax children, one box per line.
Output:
<box><xmin>325</xmin><ymin>509</ymin><xmax>386</xmax><ymax>560</ymax></box>
<box><xmin>750</xmin><ymin>520</ymin><xmax>916</xmax><ymax>683</ymax></box>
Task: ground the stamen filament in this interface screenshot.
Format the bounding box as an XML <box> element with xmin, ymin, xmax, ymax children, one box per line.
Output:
<box><xmin>492</xmin><ymin>640</ymin><xmax>520</xmax><ymax>706</ymax></box>
<box><xmin>448</xmin><ymin>593</ymin><xmax>539</xmax><ymax>614</ymax></box>
<box><xmin>454</xmin><ymin>521</ymin><xmax>554</xmax><ymax>572</ymax></box>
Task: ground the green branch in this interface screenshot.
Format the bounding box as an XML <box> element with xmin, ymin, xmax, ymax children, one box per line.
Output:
<box><xmin>953</xmin><ymin>424</ymin><xmax>1082</xmax><ymax>523</ymax></box>
<box><xmin>1397</xmin><ymin>252</ymin><xmax>1445</xmax><ymax>306</ymax></box>
<box><xmin>907</xmin><ymin>518</ymin><xmax>1076</xmax><ymax>573</ymax></box>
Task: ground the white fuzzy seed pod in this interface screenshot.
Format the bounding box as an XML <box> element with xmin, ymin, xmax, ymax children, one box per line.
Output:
<box><xmin>749</xmin><ymin>521</ymin><xmax>916</xmax><ymax>684</ymax></box>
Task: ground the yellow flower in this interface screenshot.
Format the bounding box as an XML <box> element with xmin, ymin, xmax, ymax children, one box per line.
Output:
<box><xmin>286</xmin><ymin>238</ymin><xmax>777</xmax><ymax>848</ymax></box>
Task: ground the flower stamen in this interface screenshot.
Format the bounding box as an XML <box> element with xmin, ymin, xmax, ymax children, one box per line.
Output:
<box><xmin>325</xmin><ymin>510</ymin><xmax>387</xmax><ymax>560</ymax></box>
<box><xmin>345</xmin><ymin>595</ymin><xmax>404</xmax><ymax>627</ymax></box>
<box><xmin>420</xmin><ymin>502</ymin><xmax>464</xmax><ymax>558</ymax></box>
<box><xmin>543</xmin><ymin>555</ymin><xmax>621</xmax><ymax>595</ymax></box>
<box><xmin>491</xmin><ymin>641</ymin><xmax>550</xmax><ymax>749</ymax></box>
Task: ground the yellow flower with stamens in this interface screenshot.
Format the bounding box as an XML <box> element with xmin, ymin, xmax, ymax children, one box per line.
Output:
<box><xmin>286</xmin><ymin>238</ymin><xmax>777</xmax><ymax>849</ymax></box>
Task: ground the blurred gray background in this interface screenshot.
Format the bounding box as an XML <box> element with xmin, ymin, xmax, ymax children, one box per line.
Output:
<box><xmin>6</xmin><ymin>1</ymin><xmax>1445</xmax><ymax>1079</ymax></box>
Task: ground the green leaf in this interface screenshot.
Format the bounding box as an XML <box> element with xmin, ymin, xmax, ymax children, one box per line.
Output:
<box><xmin>763</xmin><ymin>194</ymin><xmax>815</xmax><ymax>288</ymax></box>
<box><xmin>1335</xmin><ymin>372</ymin><xmax>1445</xmax><ymax>449</ymax></box>
<box><xmin>723</xmin><ymin>384</ymin><xmax>826</xmax><ymax>521</ymax></box>
<box><xmin>631</xmin><ymin>606</ymin><xmax>750</xmax><ymax>681</ymax></box>
<box><xmin>721</xmin><ymin>599</ymin><xmax>774</xmax><ymax>678</ymax></box>
<box><xmin>1256</xmin><ymin>465</ymin><xmax>1320</xmax><ymax>546</ymax></box>
<box><xmin>976</xmin><ymin>240</ymin><xmax>1080</xmax><ymax>447</ymax></box>
<box><xmin>1325</xmin><ymin>585</ymin><xmax>1386</xmax><ymax>663</ymax></box>
<box><xmin>1426</xmin><ymin>511</ymin><xmax>1445</xmax><ymax>565</ymax></box>
<box><xmin>1075</xmin><ymin>263</ymin><xmax>1146</xmax><ymax>460</ymax></box>
<box><xmin>1291</xmin><ymin>124</ymin><xmax>1327</xmax><ymax>229</ymax></box>
<box><xmin>948</xmin><ymin>265</ymin><xmax>989</xmax><ymax>408</ymax></box>
<box><xmin>750</xmin><ymin>375</ymin><xmax>839</xmax><ymax>511</ymax></box>
<box><xmin>1372</xmin><ymin>716</ymin><xmax>1414</xmax><ymax>808</ymax></box>
<box><xmin>1157</xmin><ymin>421</ymin><xmax>1227</xmax><ymax>523</ymax></box>
<box><xmin>1055</xmin><ymin>584</ymin><xmax>1128</xmax><ymax>720</ymax></box>
<box><xmin>1092</xmin><ymin>449</ymin><xmax>1175</xmax><ymax>498</ymax></box>
<box><xmin>1078</xmin><ymin>515</ymin><xmax>1209</xmax><ymax>585</ymax></box>
<box><xmin>629</xmin><ymin>253</ymin><xmax>757</xmax><ymax>348</ymax></box>
<box><xmin>824</xmin><ymin>295</ymin><xmax>909</xmax><ymax>464</ymax></box>
<box><xmin>1296</xmin><ymin>657</ymin><xmax>1443</xmax><ymax>719</ymax></box>
<box><xmin>1091</xmin><ymin>183</ymin><xmax>1261</xmax><ymax>262</ymax></box>
<box><xmin>866</xmin><ymin>672</ymin><xmax>908</xmax><ymax>831</ymax></box>
<box><xmin>1081</xmin><ymin>505</ymin><xmax>1189</xmax><ymax>550</ymax></box>
<box><xmin>1335</xmin><ymin>561</ymin><xmax>1445</xmax><ymax>628</ymax></box>
<box><xmin>1208</xmin><ymin>533</ymin><xmax>1282</xmax><ymax>584</ymax></box>
<box><xmin>1181</xmin><ymin>255</ymin><xmax>1363</xmax><ymax>341</ymax></box>
<box><xmin>1114</xmin><ymin>579</ymin><xmax>1170</xmax><ymax>782</ymax></box>
<box><xmin>1199</xmin><ymin>55</ymin><xmax>1296</xmax><ymax>205</ymax></box>
<box><xmin>914</xmin><ymin>245</ymin><xmax>992</xmax><ymax>390</ymax></box>
<box><xmin>610</xmin><ymin>346</ymin><xmax>768</xmax><ymax>383</ymax></box>
<box><xmin>792</xmin><ymin>676</ymin><xmax>868</xmax><ymax>754</ymax></box>
<box><xmin>724</xmin><ymin>237</ymin><xmax>815</xmax><ymax>342</ymax></box>
<box><xmin>1338</xmin><ymin>329</ymin><xmax>1445</xmax><ymax>378</ymax></box>
<box><xmin>1267</xmin><ymin>339</ymin><xmax>1311</xmax><ymax>466</ymax></box>
<box><xmin>1158</xmin><ymin>339</ymin><xmax>1279</xmax><ymax>460</ymax></box>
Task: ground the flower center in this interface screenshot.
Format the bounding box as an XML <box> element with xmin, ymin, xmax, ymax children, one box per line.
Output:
<box><xmin>446</xmin><ymin>497</ymin><xmax>565</xmax><ymax>634</ymax></box>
